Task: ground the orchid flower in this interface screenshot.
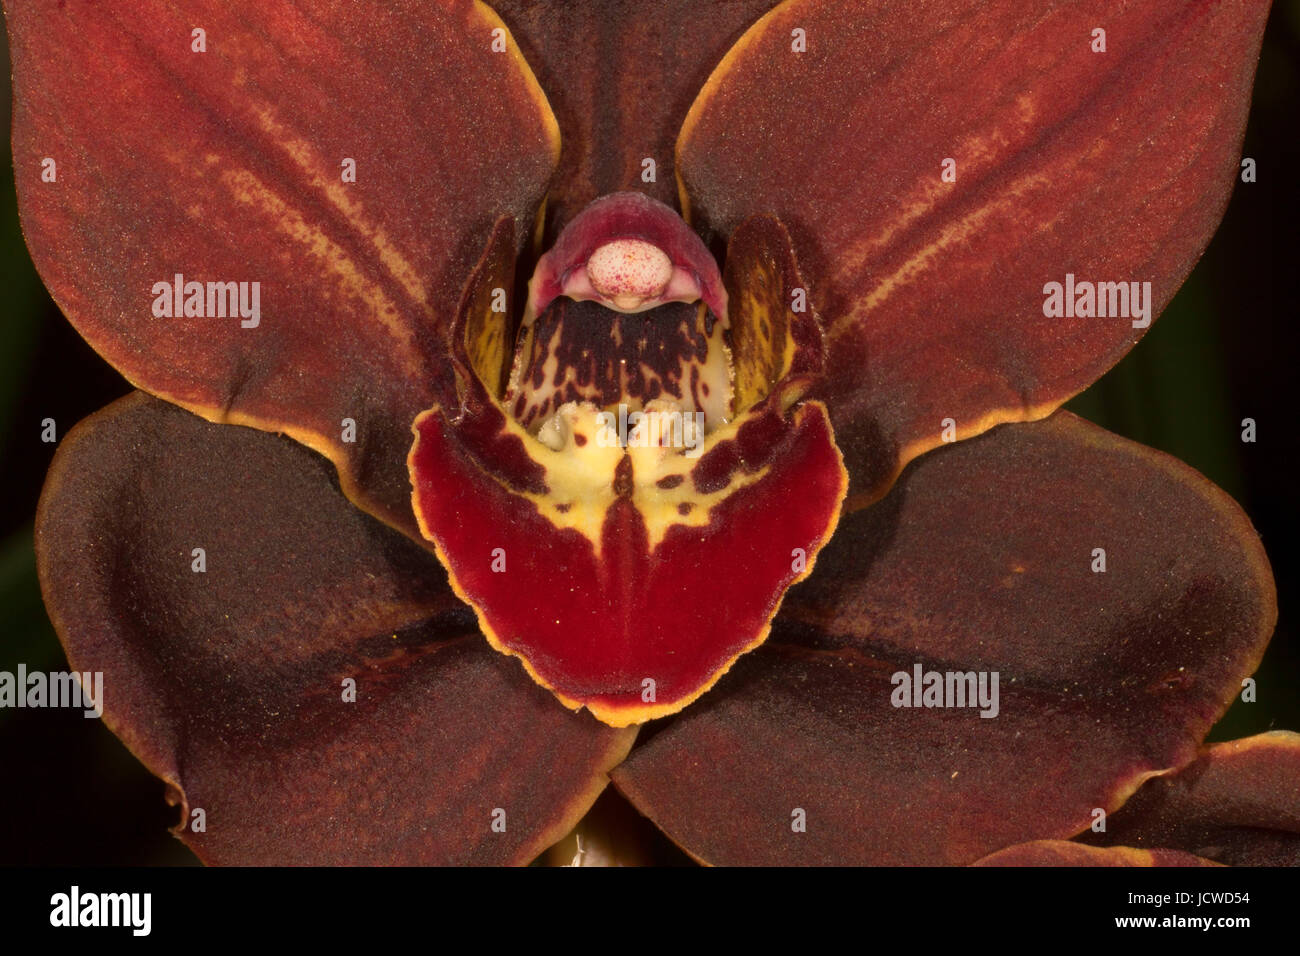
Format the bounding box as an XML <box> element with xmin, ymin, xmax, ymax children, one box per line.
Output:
<box><xmin>8</xmin><ymin>0</ymin><xmax>1297</xmax><ymax>865</ymax></box>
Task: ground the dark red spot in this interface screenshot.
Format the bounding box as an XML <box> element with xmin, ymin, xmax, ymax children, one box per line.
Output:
<box><xmin>612</xmin><ymin>455</ymin><xmax>634</xmax><ymax>499</ymax></box>
<box><xmin>510</xmin><ymin>299</ymin><xmax>707</xmax><ymax>430</ymax></box>
<box><xmin>693</xmin><ymin>439</ymin><xmax>740</xmax><ymax>494</ymax></box>
<box><xmin>693</xmin><ymin>409</ymin><xmax>789</xmax><ymax>494</ymax></box>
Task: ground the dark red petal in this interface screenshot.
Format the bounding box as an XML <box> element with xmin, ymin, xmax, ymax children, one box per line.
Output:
<box><xmin>972</xmin><ymin>841</ymin><xmax>1219</xmax><ymax>867</ymax></box>
<box><xmin>1079</xmin><ymin>732</ymin><xmax>1300</xmax><ymax>866</ymax></box>
<box><xmin>410</xmin><ymin>216</ymin><xmax>845</xmax><ymax>725</ymax></box>
<box><xmin>612</xmin><ymin>412</ymin><xmax>1276</xmax><ymax>864</ymax></box>
<box><xmin>490</xmin><ymin>0</ymin><xmax>782</xmax><ymax>230</ymax></box>
<box><xmin>677</xmin><ymin>0</ymin><xmax>1270</xmax><ymax>502</ymax></box>
<box><xmin>36</xmin><ymin>394</ymin><xmax>634</xmax><ymax>864</ymax></box>
<box><xmin>7</xmin><ymin>0</ymin><xmax>558</xmax><ymax>537</ymax></box>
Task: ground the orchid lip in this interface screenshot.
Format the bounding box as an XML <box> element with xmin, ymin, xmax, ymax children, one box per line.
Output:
<box><xmin>414</xmin><ymin>217</ymin><xmax>847</xmax><ymax>729</ymax></box>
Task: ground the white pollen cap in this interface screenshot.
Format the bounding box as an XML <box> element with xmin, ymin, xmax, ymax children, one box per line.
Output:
<box><xmin>585</xmin><ymin>239</ymin><xmax>673</xmax><ymax>307</ymax></box>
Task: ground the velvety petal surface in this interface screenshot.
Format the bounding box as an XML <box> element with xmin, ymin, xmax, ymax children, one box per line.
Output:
<box><xmin>972</xmin><ymin>841</ymin><xmax>1218</xmax><ymax>867</ymax></box>
<box><xmin>490</xmin><ymin>0</ymin><xmax>782</xmax><ymax>234</ymax></box>
<box><xmin>35</xmin><ymin>393</ymin><xmax>634</xmax><ymax>865</ymax></box>
<box><xmin>612</xmin><ymin>412</ymin><xmax>1276</xmax><ymax>865</ymax></box>
<box><xmin>677</xmin><ymin>0</ymin><xmax>1271</xmax><ymax>502</ymax></box>
<box><xmin>1080</xmin><ymin>731</ymin><xmax>1300</xmax><ymax>866</ymax></box>
<box><xmin>7</xmin><ymin>0</ymin><xmax>558</xmax><ymax>537</ymax></box>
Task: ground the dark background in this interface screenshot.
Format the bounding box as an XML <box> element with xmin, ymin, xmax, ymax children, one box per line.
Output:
<box><xmin>1</xmin><ymin>7</ymin><xmax>1297</xmax><ymax>865</ymax></box>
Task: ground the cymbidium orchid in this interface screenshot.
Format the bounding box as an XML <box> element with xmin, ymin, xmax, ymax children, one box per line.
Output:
<box><xmin>7</xmin><ymin>0</ymin><xmax>1298</xmax><ymax>865</ymax></box>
